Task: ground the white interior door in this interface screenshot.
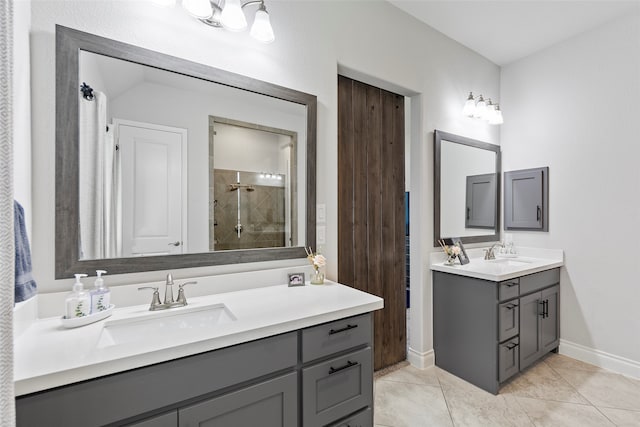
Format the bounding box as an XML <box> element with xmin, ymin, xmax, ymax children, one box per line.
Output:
<box><xmin>116</xmin><ymin>119</ymin><xmax>187</xmax><ymax>257</ymax></box>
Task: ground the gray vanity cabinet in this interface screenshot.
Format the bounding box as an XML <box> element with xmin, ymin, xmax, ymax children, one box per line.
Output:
<box><xmin>16</xmin><ymin>313</ymin><xmax>374</xmax><ymax>427</ymax></box>
<box><xmin>433</xmin><ymin>268</ymin><xmax>560</xmax><ymax>394</ymax></box>
<box><xmin>504</xmin><ymin>167</ymin><xmax>549</xmax><ymax>231</ymax></box>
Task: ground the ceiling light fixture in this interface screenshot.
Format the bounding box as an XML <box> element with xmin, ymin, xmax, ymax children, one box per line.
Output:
<box><xmin>462</xmin><ymin>92</ymin><xmax>504</xmax><ymax>125</ymax></box>
<box><xmin>197</xmin><ymin>0</ymin><xmax>275</xmax><ymax>43</ymax></box>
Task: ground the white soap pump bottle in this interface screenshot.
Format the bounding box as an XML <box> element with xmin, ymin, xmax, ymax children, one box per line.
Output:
<box><xmin>65</xmin><ymin>274</ymin><xmax>91</xmax><ymax>318</ymax></box>
<box><xmin>90</xmin><ymin>270</ymin><xmax>110</xmax><ymax>313</ymax></box>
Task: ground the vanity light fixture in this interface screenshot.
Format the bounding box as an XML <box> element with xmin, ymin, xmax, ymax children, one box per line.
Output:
<box><xmin>463</xmin><ymin>92</ymin><xmax>504</xmax><ymax>125</ymax></box>
<box><xmin>178</xmin><ymin>0</ymin><xmax>275</xmax><ymax>43</ymax></box>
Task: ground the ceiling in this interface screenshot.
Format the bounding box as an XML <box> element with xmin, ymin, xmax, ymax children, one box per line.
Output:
<box><xmin>387</xmin><ymin>0</ymin><xmax>640</xmax><ymax>66</ymax></box>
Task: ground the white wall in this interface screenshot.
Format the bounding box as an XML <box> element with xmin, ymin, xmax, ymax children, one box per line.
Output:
<box><xmin>501</xmin><ymin>13</ymin><xmax>640</xmax><ymax>376</ymax></box>
<box><xmin>27</xmin><ymin>0</ymin><xmax>500</xmax><ymax>366</ymax></box>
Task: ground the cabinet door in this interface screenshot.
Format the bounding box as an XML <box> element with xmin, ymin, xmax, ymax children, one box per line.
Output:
<box><xmin>541</xmin><ymin>285</ymin><xmax>560</xmax><ymax>353</ymax></box>
<box><xmin>465</xmin><ymin>173</ymin><xmax>497</xmax><ymax>229</ymax></box>
<box><xmin>519</xmin><ymin>291</ymin><xmax>543</xmax><ymax>370</ymax></box>
<box><xmin>178</xmin><ymin>372</ymin><xmax>297</xmax><ymax>427</ymax></box>
<box><xmin>126</xmin><ymin>411</ymin><xmax>177</xmax><ymax>427</ymax></box>
<box><xmin>504</xmin><ymin>167</ymin><xmax>548</xmax><ymax>231</ymax></box>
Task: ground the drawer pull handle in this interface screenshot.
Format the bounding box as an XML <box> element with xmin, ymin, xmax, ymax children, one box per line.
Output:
<box><xmin>537</xmin><ymin>205</ymin><xmax>541</xmax><ymax>222</ymax></box>
<box><xmin>505</xmin><ymin>303</ymin><xmax>518</xmax><ymax>310</ymax></box>
<box><xmin>329</xmin><ymin>324</ymin><xmax>358</xmax><ymax>335</ymax></box>
<box><xmin>329</xmin><ymin>360</ymin><xmax>358</xmax><ymax>375</ymax></box>
<box><xmin>504</xmin><ymin>282</ymin><xmax>518</xmax><ymax>288</ymax></box>
<box><xmin>505</xmin><ymin>342</ymin><xmax>519</xmax><ymax>350</ymax></box>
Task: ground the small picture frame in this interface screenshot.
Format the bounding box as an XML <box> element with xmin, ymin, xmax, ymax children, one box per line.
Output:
<box><xmin>288</xmin><ymin>272</ymin><xmax>305</xmax><ymax>287</ymax></box>
<box><xmin>450</xmin><ymin>237</ymin><xmax>470</xmax><ymax>265</ymax></box>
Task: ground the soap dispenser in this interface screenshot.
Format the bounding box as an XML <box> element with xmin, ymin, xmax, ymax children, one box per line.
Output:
<box><xmin>90</xmin><ymin>270</ymin><xmax>110</xmax><ymax>313</ymax></box>
<box><xmin>65</xmin><ymin>274</ymin><xmax>91</xmax><ymax>318</ymax></box>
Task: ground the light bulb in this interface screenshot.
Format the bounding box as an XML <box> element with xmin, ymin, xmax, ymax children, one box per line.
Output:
<box><xmin>462</xmin><ymin>92</ymin><xmax>475</xmax><ymax>117</ymax></box>
<box><xmin>492</xmin><ymin>106</ymin><xmax>504</xmax><ymax>125</ymax></box>
<box><xmin>250</xmin><ymin>5</ymin><xmax>275</xmax><ymax>43</ymax></box>
<box><xmin>183</xmin><ymin>0</ymin><xmax>212</xmax><ymax>18</ymax></box>
<box><xmin>474</xmin><ymin>94</ymin><xmax>487</xmax><ymax>119</ymax></box>
<box><xmin>483</xmin><ymin>99</ymin><xmax>494</xmax><ymax>121</ymax></box>
<box><xmin>221</xmin><ymin>0</ymin><xmax>248</xmax><ymax>31</ymax></box>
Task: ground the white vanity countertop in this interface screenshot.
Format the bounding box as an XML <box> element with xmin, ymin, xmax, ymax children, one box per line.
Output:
<box><xmin>14</xmin><ymin>282</ymin><xmax>383</xmax><ymax>396</ymax></box>
<box><xmin>430</xmin><ymin>247</ymin><xmax>564</xmax><ymax>281</ymax></box>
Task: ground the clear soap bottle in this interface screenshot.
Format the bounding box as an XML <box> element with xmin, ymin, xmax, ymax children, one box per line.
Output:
<box><xmin>65</xmin><ymin>274</ymin><xmax>91</xmax><ymax>318</ymax></box>
<box><xmin>90</xmin><ymin>270</ymin><xmax>110</xmax><ymax>313</ymax></box>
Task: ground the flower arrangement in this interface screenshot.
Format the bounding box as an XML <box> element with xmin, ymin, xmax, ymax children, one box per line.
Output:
<box><xmin>438</xmin><ymin>239</ymin><xmax>461</xmax><ymax>265</ymax></box>
<box><xmin>305</xmin><ymin>247</ymin><xmax>326</xmax><ymax>284</ymax></box>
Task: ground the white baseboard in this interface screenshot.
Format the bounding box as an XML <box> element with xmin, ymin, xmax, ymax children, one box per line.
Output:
<box><xmin>407</xmin><ymin>347</ymin><xmax>434</xmax><ymax>369</ymax></box>
<box><xmin>560</xmin><ymin>339</ymin><xmax>640</xmax><ymax>380</ymax></box>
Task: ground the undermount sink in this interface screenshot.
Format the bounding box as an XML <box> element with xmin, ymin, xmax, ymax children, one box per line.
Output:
<box><xmin>97</xmin><ymin>303</ymin><xmax>237</xmax><ymax>348</ymax></box>
<box><xmin>487</xmin><ymin>258</ymin><xmax>533</xmax><ymax>267</ymax></box>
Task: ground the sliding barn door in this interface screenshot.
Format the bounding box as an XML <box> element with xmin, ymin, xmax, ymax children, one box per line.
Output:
<box><xmin>337</xmin><ymin>75</ymin><xmax>406</xmax><ymax>370</ymax></box>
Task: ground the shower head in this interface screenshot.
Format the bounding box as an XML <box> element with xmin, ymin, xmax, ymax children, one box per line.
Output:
<box><xmin>246</xmin><ymin>186</ymin><xmax>255</xmax><ymax>192</ymax></box>
<box><xmin>228</xmin><ymin>184</ymin><xmax>239</xmax><ymax>192</ymax></box>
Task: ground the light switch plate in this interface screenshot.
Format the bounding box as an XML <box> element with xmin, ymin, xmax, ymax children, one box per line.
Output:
<box><xmin>317</xmin><ymin>225</ymin><xmax>326</xmax><ymax>245</ymax></box>
<box><xmin>317</xmin><ymin>204</ymin><xmax>326</xmax><ymax>224</ymax></box>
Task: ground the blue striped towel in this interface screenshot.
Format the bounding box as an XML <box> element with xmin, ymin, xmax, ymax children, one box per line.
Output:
<box><xmin>15</xmin><ymin>200</ymin><xmax>37</xmax><ymax>303</ymax></box>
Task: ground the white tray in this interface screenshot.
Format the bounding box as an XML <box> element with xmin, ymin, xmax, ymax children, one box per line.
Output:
<box><xmin>61</xmin><ymin>304</ymin><xmax>115</xmax><ymax>328</ymax></box>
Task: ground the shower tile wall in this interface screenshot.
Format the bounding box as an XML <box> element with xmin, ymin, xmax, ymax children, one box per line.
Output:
<box><xmin>213</xmin><ymin>169</ymin><xmax>285</xmax><ymax>251</ymax></box>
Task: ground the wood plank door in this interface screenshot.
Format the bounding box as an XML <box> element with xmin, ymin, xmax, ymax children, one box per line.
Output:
<box><xmin>337</xmin><ymin>75</ymin><xmax>406</xmax><ymax>370</ymax></box>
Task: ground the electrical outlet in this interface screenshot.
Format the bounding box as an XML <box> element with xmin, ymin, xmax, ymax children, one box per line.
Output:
<box><xmin>317</xmin><ymin>225</ymin><xmax>326</xmax><ymax>245</ymax></box>
<box><xmin>317</xmin><ymin>204</ymin><xmax>326</xmax><ymax>224</ymax></box>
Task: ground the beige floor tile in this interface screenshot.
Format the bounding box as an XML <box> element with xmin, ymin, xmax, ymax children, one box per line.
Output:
<box><xmin>516</xmin><ymin>396</ymin><xmax>615</xmax><ymax>427</ymax></box>
<box><xmin>376</xmin><ymin>365</ymin><xmax>440</xmax><ymax>387</ymax></box>
<box><xmin>553</xmin><ymin>368</ymin><xmax>640</xmax><ymax>411</ymax></box>
<box><xmin>598</xmin><ymin>407</ymin><xmax>640</xmax><ymax>426</ymax></box>
<box><xmin>543</xmin><ymin>353</ymin><xmax>604</xmax><ymax>373</ymax></box>
<box><xmin>374</xmin><ymin>379</ymin><xmax>453</xmax><ymax>427</ymax></box>
<box><xmin>440</xmin><ymin>380</ymin><xmax>535</xmax><ymax>426</ymax></box>
<box><xmin>500</xmin><ymin>361</ymin><xmax>589</xmax><ymax>404</ymax></box>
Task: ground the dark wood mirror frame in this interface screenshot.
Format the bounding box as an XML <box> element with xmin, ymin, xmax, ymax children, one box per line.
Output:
<box><xmin>55</xmin><ymin>25</ymin><xmax>317</xmax><ymax>279</ymax></box>
<box><xmin>434</xmin><ymin>129</ymin><xmax>500</xmax><ymax>247</ymax></box>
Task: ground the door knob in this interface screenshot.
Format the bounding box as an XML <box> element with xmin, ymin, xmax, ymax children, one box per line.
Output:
<box><xmin>168</xmin><ymin>241</ymin><xmax>181</xmax><ymax>247</ymax></box>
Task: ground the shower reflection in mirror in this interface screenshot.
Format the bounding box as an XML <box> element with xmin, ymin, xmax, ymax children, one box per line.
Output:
<box><xmin>209</xmin><ymin>116</ymin><xmax>298</xmax><ymax>251</ymax></box>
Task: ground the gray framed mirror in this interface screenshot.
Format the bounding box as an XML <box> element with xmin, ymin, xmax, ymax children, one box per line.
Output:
<box><xmin>434</xmin><ymin>130</ymin><xmax>500</xmax><ymax>247</ymax></box>
<box><xmin>55</xmin><ymin>25</ymin><xmax>316</xmax><ymax>278</ymax></box>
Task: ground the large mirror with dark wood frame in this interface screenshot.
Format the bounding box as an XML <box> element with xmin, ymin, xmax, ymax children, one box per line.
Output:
<box><xmin>55</xmin><ymin>25</ymin><xmax>316</xmax><ymax>278</ymax></box>
<box><xmin>434</xmin><ymin>130</ymin><xmax>500</xmax><ymax>246</ymax></box>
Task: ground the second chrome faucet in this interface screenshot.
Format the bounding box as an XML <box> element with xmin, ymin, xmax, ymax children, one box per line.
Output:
<box><xmin>138</xmin><ymin>273</ymin><xmax>197</xmax><ymax>311</ymax></box>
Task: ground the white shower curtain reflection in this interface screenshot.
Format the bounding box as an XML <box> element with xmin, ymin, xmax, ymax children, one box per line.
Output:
<box><xmin>79</xmin><ymin>90</ymin><xmax>121</xmax><ymax>260</ymax></box>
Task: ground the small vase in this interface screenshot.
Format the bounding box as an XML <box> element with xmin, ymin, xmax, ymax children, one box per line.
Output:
<box><xmin>445</xmin><ymin>256</ymin><xmax>457</xmax><ymax>266</ymax></box>
<box><xmin>310</xmin><ymin>269</ymin><xmax>325</xmax><ymax>285</ymax></box>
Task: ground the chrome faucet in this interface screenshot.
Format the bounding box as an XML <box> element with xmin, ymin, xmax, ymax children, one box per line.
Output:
<box><xmin>138</xmin><ymin>273</ymin><xmax>197</xmax><ymax>311</ymax></box>
<box><xmin>484</xmin><ymin>242</ymin><xmax>504</xmax><ymax>260</ymax></box>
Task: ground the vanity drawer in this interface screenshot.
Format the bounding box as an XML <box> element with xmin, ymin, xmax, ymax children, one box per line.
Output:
<box><xmin>499</xmin><ymin>337</ymin><xmax>520</xmax><ymax>383</ymax></box>
<box><xmin>499</xmin><ymin>300</ymin><xmax>519</xmax><ymax>342</ymax></box>
<box><xmin>520</xmin><ymin>268</ymin><xmax>560</xmax><ymax>295</ymax></box>
<box><xmin>499</xmin><ymin>279</ymin><xmax>519</xmax><ymax>301</ymax></box>
<box><xmin>302</xmin><ymin>347</ymin><xmax>373</xmax><ymax>427</ymax></box>
<box><xmin>301</xmin><ymin>313</ymin><xmax>372</xmax><ymax>363</ymax></box>
<box><xmin>329</xmin><ymin>407</ymin><xmax>372</xmax><ymax>427</ymax></box>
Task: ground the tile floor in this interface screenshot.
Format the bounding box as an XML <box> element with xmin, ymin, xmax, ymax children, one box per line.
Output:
<box><xmin>374</xmin><ymin>353</ymin><xmax>640</xmax><ymax>426</ymax></box>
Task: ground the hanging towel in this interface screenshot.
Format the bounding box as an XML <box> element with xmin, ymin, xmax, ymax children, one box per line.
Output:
<box><xmin>14</xmin><ymin>200</ymin><xmax>37</xmax><ymax>303</ymax></box>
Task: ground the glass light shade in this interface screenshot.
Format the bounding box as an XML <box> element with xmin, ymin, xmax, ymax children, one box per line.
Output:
<box><xmin>151</xmin><ymin>0</ymin><xmax>177</xmax><ymax>7</ymax></box>
<box><xmin>492</xmin><ymin>108</ymin><xmax>504</xmax><ymax>125</ymax></box>
<box><xmin>462</xmin><ymin>92</ymin><xmax>475</xmax><ymax>117</ymax></box>
<box><xmin>250</xmin><ymin>8</ymin><xmax>275</xmax><ymax>43</ymax></box>
<box><xmin>474</xmin><ymin>95</ymin><xmax>487</xmax><ymax>119</ymax></box>
<box><xmin>221</xmin><ymin>0</ymin><xmax>248</xmax><ymax>31</ymax></box>
<box><xmin>483</xmin><ymin>100</ymin><xmax>494</xmax><ymax>121</ymax></box>
<box><xmin>183</xmin><ymin>0</ymin><xmax>212</xmax><ymax>18</ymax></box>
